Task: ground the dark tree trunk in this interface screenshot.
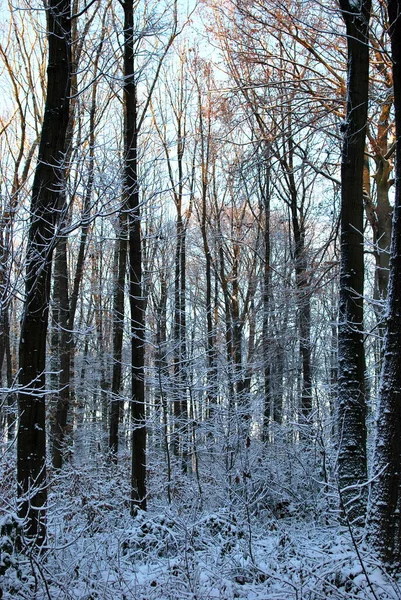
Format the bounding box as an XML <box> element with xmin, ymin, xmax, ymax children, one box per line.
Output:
<box><xmin>367</xmin><ymin>0</ymin><xmax>401</xmax><ymax>565</ymax></box>
<box><xmin>337</xmin><ymin>0</ymin><xmax>371</xmax><ymax>522</ymax></box>
<box><xmin>17</xmin><ymin>0</ymin><xmax>71</xmax><ymax>544</ymax></box>
<box><xmin>51</xmin><ymin>24</ymin><xmax>102</xmax><ymax>468</ymax></box>
<box><xmin>123</xmin><ymin>0</ymin><xmax>147</xmax><ymax>513</ymax></box>
<box><xmin>109</xmin><ymin>216</ymin><xmax>128</xmax><ymax>457</ymax></box>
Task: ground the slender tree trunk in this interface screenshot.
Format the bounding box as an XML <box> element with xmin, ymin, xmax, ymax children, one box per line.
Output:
<box><xmin>52</xmin><ymin>236</ymin><xmax>71</xmax><ymax>469</ymax></box>
<box><xmin>271</xmin><ymin>341</ymin><xmax>284</xmax><ymax>425</ymax></box>
<box><xmin>201</xmin><ymin>202</ymin><xmax>216</xmax><ymax>422</ymax></box>
<box><xmin>337</xmin><ymin>0</ymin><xmax>371</xmax><ymax>522</ymax></box>
<box><xmin>285</xmin><ymin>137</ymin><xmax>312</xmax><ymax>420</ymax></box>
<box><xmin>367</xmin><ymin>0</ymin><xmax>401</xmax><ymax>565</ymax></box>
<box><xmin>109</xmin><ymin>215</ymin><xmax>128</xmax><ymax>457</ymax></box>
<box><xmin>172</xmin><ymin>214</ymin><xmax>184</xmax><ymax>457</ymax></box>
<box><xmin>261</xmin><ymin>148</ymin><xmax>273</xmax><ymax>436</ymax></box>
<box><xmin>17</xmin><ymin>0</ymin><xmax>71</xmax><ymax>544</ymax></box>
<box><xmin>5</xmin><ymin>310</ymin><xmax>15</xmax><ymax>440</ymax></box>
<box><xmin>156</xmin><ymin>287</ymin><xmax>172</xmax><ymax>501</ymax></box>
<box><xmin>0</xmin><ymin>303</ymin><xmax>14</xmax><ymax>439</ymax></box>
<box><xmin>155</xmin><ymin>273</ymin><xmax>169</xmax><ymax>484</ymax></box>
<box><xmin>179</xmin><ymin>223</ymin><xmax>188</xmax><ymax>468</ymax></box>
<box><xmin>170</xmin><ymin>98</ymin><xmax>189</xmax><ymax>467</ymax></box>
<box><xmin>195</xmin><ymin>75</ymin><xmax>216</xmax><ymax>424</ymax></box>
<box><xmin>231</xmin><ymin>244</ymin><xmax>246</xmax><ymax>417</ymax></box>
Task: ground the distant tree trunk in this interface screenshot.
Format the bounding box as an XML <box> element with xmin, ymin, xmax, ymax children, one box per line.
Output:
<box><xmin>178</xmin><ymin>219</ymin><xmax>188</xmax><ymax>467</ymax></box>
<box><xmin>367</xmin><ymin>0</ymin><xmax>401</xmax><ymax>565</ymax></box>
<box><xmin>200</xmin><ymin>179</ymin><xmax>216</xmax><ymax>422</ymax></box>
<box><xmin>193</xmin><ymin>63</ymin><xmax>217</xmax><ymax>426</ymax></box>
<box><xmin>109</xmin><ymin>215</ymin><xmax>128</xmax><ymax>458</ymax></box>
<box><xmin>0</xmin><ymin>58</ymin><xmax>39</xmax><ymax>441</ymax></box>
<box><xmin>285</xmin><ymin>136</ymin><xmax>312</xmax><ymax>421</ymax></box>
<box><xmin>364</xmin><ymin>48</ymin><xmax>394</xmax><ymax>308</ymax></box>
<box><xmin>52</xmin><ymin>235</ymin><xmax>71</xmax><ymax>470</ymax></box>
<box><xmin>0</xmin><ymin>301</ymin><xmax>14</xmax><ymax>439</ymax></box>
<box><xmin>122</xmin><ymin>0</ymin><xmax>147</xmax><ymax>513</ymax></box>
<box><xmin>172</xmin><ymin>208</ymin><xmax>187</xmax><ymax>462</ymax></box>
<box><xmin>4</xmin><ymin>310</ymin><xmax>14</xmax><ymax>439</ymax></box>
<box><xmin>329</xmin><ymin>305</ymin><xmax>338</xmax><ymax>428</ymax></box>
<box><xmin>337</xmin><ymin>0</ymin><xmax>371</xmax><ymax>522</ymax></box>
<box><xmin>17</xmin><ymin>0</ymin><xmax>71</xmax><ymax>543</ymax></box>
<box><xmin>231</xmin><ymin>243</ymin><xmax>246</xmax><ymax>416</ymax></box>
<box><xmin>51</xmin><ymin>13</ymin><xmax>103</xmax><ymax>469</ymax></box>
<box><xmin>261</xmin><ymin>147</ymin><xmax>273</xmax><ymax>436</ymax></box>
<box><xmin>154</xmin><ymin>272</ymin><xmax>171</xmax><ymax>500</ymax></box>
<box><xmin>372</xmin><ymin>115</ymin><xmax>393</xmax><ymax>303</ymax></box>
<box><xmin>153</xmin><ymin>59</ymin><xmax>190</xmax><ymax>467</ymax></box>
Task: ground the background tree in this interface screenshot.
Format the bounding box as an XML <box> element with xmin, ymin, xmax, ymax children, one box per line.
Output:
<box><xmin>0</xmin><ymin>5</ymin><xmax>44</xmax><ymax>441</ymax></box>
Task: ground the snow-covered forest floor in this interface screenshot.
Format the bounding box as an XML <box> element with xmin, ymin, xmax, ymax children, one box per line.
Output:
<box><xmin>1</xmin><ymin>443</ymin><xmax>400</xmax><ymax>600</ymax></box>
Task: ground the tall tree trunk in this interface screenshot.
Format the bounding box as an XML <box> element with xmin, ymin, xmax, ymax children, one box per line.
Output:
<box><xmin>123</xmin><ymin>0</ymin><xmax>146</xmax><ymax>513</ymax></box>
<box><xmin>367</xmin><ymin>0</ymin><xmax>401</xmax><ymax>565</ymax></box>
<box><xmin>337</xmin><ymin>0</ymin><xmax>371</xmax><ymax>522</ymax></box>
<box><xmin>17</xmin><ymin>0</ymin><xmax>71</xmax><ymax>544</ymax></box>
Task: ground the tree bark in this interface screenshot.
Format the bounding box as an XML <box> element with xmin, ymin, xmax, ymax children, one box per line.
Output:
<box><xmin>337</xmin><ymin>0</ymin><xmax>371</xmax><ymax>522</ymax></box>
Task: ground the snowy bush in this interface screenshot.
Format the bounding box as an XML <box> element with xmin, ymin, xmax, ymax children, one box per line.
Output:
<box><xmin>121</xmin><ymin>510</ymin><xmax>179</xmax><ymax>558</ymax></box>
<box><xmin>0</xmin><ymin>513</ymin><xmax>34</xmax><ymax>599</ymax></box>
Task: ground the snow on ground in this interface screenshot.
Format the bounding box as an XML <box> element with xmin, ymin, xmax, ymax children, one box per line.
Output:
<box><xmin>1</xmin><ymin>454</ymin><xmax>400</xmax><ymax>600</ymax></box>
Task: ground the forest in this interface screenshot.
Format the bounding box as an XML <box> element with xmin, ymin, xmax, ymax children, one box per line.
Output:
<box><xmin>0</xmin><ymin>0</ymin><xmax>401</xmax><ymax>597</ymax></box>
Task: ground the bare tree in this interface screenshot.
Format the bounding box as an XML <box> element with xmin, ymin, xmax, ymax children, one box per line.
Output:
<box><xmin>52</xmin><ymin>0</ymin><xmax>110</xmax><ymax>469</ymax></box>
<box><xmin>0</xmin><ymin>6</ymin><xmax>43</xmax><ymax>440</ymax></box>
<box><xmin>17</xmin><ymin>0</ymin><xmax>71</xmax><ymax>543</ymax></box>
<box><xmin>337</xmin><ymin>0</ymin><xmax>371</xmax><ymax>522</ymax></box>
<box><xmin>121</xmin><ymin>0</ymin><xmax>179</xmax><ymax>512</ymax></box>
